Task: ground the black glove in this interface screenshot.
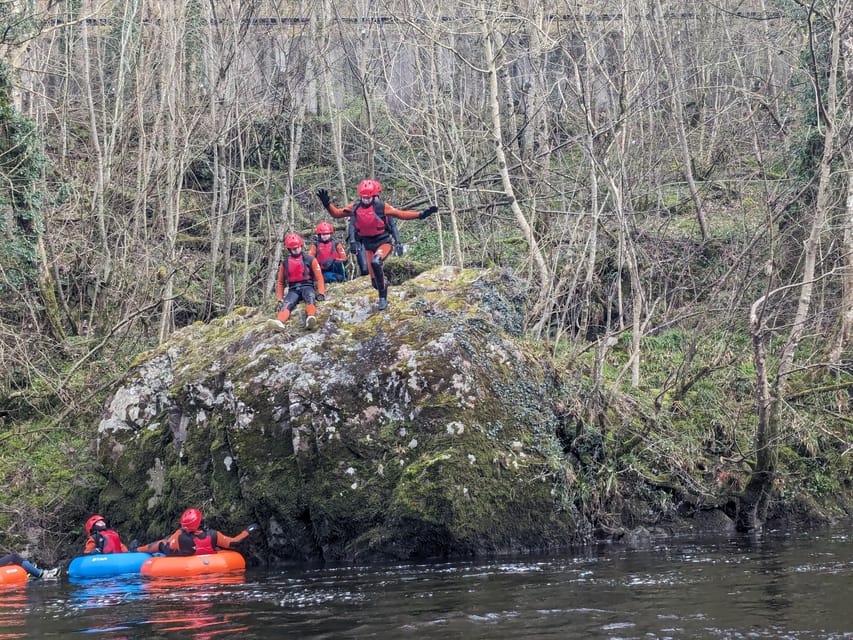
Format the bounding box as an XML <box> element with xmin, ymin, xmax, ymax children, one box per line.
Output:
<box><xmin>321</xmin><ymin>258</ymin><xmax>336</xmax><ymax>271</ymax></box>
<box><xmin>394</xmin><ymin>244</ymin><xmax>404</xmax><ymax>257</ymax></box>
<box><xmin>419</xmin><ymin>206</ymin><xmax>438</xmax><ymax>219</ymax></box>
<box><xmin>316</xmin><ymin>294</ymin><xmax>325</xmax><ymax>302</ymax></box>
<box><xmin>128</xmin><ymin>539</ymin><xmax>139</xmax><ymax>552</ymax></box>
<box><xmin>317</xmin><ymin>189</ymin><xmax>331</xmax><ymax>208</ymax></box>
<box><xmin>245</xmin><ymin>524</ymin><xmax>259</xmax><ymax>534</ymax></box>
<box><xmin>276</xmin><ymin>299</ymin><xmax>285</xmax><ymax>312</ymax></box>
<box><xmin>157</xmin><ymin>541</ymin><xmax>168</xmax><ymax>554</ymax></box>
<box><xmin>349</xmin><ymin>242</ymin><xmax>359</xmax><ymax>254</ymax></box>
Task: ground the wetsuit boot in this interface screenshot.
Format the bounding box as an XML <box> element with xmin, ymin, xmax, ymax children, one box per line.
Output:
<box><xmin>305</xmin><ymin>304</ymin><xmax>317</xmax><ymax>329</ymax></box>
<box><xmin>371</xmin><ymin>255</ymin><xmax>388</xmax><ymax>310</ymax></box>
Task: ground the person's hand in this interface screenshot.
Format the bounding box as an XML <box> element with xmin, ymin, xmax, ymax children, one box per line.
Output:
<box><xmin>128</xmin><ymin>539</ymin><xmax>139</xmax><ymax>552</ymax></box>
<box><xmin>394</xmin><ymin>244</ymin><xmax>404</xmax><ymax>256</ymax></box>
<box><xmin>317</xmin><ymin>188</ymin><xmax>331</xmax><ymax>208</ymax></box>
<box><xmin>321</xmin><ymin>259</ymin><xmax>336</xmax><ymax>271</ymax></box>
<box><xmin>316</xmin><ymin>294</ymin><xmax>325</xmax><ymax>302</ymax></box>
<box><xmin>276</xmin><ymin>299</ymin><xmax>285</xmax><ymax>312</ymax></box>
<box><xmin>157</xmin><ymin>541</ymin><xmax>168</xmax><ymax>554</ymax></box>
<box><xmin>245</xmin><ymin>524</ymin><xmax>259</xmax><ymax>534</ymax></box>
<box><xmin>419</xmin><ymin>205</ymin><xmax>438</xmax><ymax>219</ymax></box>
<box><xmin>349</xmin><ymin>242</ymin><xmax>359</xmax><ymax>254</ymax></box>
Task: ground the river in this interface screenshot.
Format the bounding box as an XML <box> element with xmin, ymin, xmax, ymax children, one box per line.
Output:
<box><xmin>1</xmin><ymin>526</ymin><xmax>850</xmax><ymax>639</ymax></box>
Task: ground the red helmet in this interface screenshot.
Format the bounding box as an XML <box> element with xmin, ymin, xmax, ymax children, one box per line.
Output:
<box><xmin>180</xmin><ymin>508</ymin><xmax>203</xmax><ymax>531</ymax></box>
<box><xmin>85</xmin><ymin>514</ymin><xmax>106</xmax><ymax>535</ymax></box>
<box><xmin>315</xmin><ymin>221</ymin><xmax>334</xmax><ymax>235</ymax></box>
<box><xmin>284</xmin><ymin>233</ymin><xmax>303</xmax><ymax>249</ymax></box>
<box><xmin>357</xmin><ymin>179</ymin><xmax>382</xmax><ymax>198</ymax></box>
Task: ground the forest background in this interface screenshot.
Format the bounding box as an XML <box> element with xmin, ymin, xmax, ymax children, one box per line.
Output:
<box><xmin>0</xmin><ymin>0</ymin><xmax>851</xmax><ymax>561</ymax></box>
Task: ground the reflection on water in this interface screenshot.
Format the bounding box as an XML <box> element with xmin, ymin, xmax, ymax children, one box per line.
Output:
<box><xmin>141</xmin><ymin>572</ymin><xmax>245</xmax><ymax>594</ymax></box>
<box><xmin>142</xmin><ymin>573</ymin><xmax>250</xmax><ymax>638</ymax></box>
<box><xmin>0</xmin><ymin>528</ymin><xmax>850</xmax><ymax>639</ymax></box>
<box><xmin>142</xmin><ymin>604</ymin><xmax>249</xmax><ymax>638</ymax></box>
<box><xmin>0</xmin><ymin>590</ymin><xmax>27</xmax><ymax>640</ymax></box>
<box><xmin>68</xmin><ymin>572</ymin><xmax>250</xmax><ymax>638</ymax></box>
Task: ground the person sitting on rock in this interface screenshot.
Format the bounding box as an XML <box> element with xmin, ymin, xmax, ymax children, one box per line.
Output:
<box><xmin>0</xmin><ymin>552</ymin><xmax>60</xmax><ymax>579</ymax></box>
<box><xmin>308</xmin><ymin>221</ymin><xmax>347</xmax><ymax>283</ymax></box>
<box><xmin>134</xmin><ymin>508</ymin><xmax>259</xmax><ymax>556</ymax></box>
<box><xmin>317</xmin><ymin>179</ymin><xmax>436</xmax><ymax>310</ymax></box>
<box><xmin>272</xmin><ymin>233</ymin><xmax>326</xmax><ymax>330</ymax></box>
<box><xmin>83</xmin><ymin>514</ymin><xmax>129</xmax><ymax>554</ymax></box>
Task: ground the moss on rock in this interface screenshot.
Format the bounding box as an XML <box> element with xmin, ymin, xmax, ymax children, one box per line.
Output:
<box><xmin>94</xmin><ymin>267</ymin><xmax>584</xmax><ymax>561</ymax></box>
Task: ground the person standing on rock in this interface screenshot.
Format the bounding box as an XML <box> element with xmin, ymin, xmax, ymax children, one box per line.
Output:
<box><xmin>271</xmin><ymin>233</ymin><xmax>326</xmax><ymax>330</ymax></box>
<box><xmin>316</xmin><ymin>179</ymin><xmax>437</xmax><ymax>310</ymax></box>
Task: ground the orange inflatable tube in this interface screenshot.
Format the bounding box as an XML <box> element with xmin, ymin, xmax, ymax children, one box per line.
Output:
<box><xmin>0</xmin><ymin>565</ymin><xmax>29</xmax><ymax>586</ymax></box>
<box><xmin>140</xmin><ymin>551</ymin><xmax>245</xmax><ymax>577</ymax></box>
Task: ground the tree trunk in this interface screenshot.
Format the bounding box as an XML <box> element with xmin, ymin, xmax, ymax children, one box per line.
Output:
<box><xmin>738</xmin><ymin>0</ymin><xmax>844</xmax><ymax>530</ymax></box>
<box><xmin>477</xmin><ymin>4</ymin><xmax>550</xmax><ymax>294</ymax></box>
<box><xmin>651</xmin><ymin>0</ymin><xmax>708</xmax><ymax>242</ymax></box>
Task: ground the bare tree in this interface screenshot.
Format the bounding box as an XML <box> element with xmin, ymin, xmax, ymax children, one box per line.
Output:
<box><xmin>739</xmin><ymin>0</ymin><xmax>850</xmax><ymax>531</ymax></box>
<box><xmin>830</xmin><ymin>35</ymin><xmax>853</xmax><ymax>363</ymax></box>
<box><xmin>648</xmin><ymin>0</ymin><xmax>708</xmax><ymax>242</ymax></box>
<box><xmin>477</xmin><ymin>4</ymin><xmax>549</xmax><ymax>293</ymax></box>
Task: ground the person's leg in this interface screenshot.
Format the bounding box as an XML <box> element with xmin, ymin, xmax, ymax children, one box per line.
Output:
<box><xmin>333</xmin><ymin>262</ymin><xmax>346</xmax><ymax>281</ymax></box>
<box><xmin>0</xmin><ymin>553</ymin><xmax>43</xmax><ymax>577</ymax></box>
<box><xmin>302</xmin><ymin>288</ymin><xmax>317</xmax><ymax>329</ymax></box>
<box><xmin>370</xmin><ymin>243</ymin><xmax>393</xmax><ymax>309</ymax></box>
<box><xmin>356</xmin><ymin>243</ymin><xmax>369</xmax><ymax>276</ymax></box>
<box><xmin>20</xmin><ymin>560</ymin><xmax>41</xmax><ymax>577</ymax></box>
<box><xmin>277</xmin><ymin>290</ymin><xmax>300</xmax><ymax>323</ymax></box>
<box><xmin>0</xmin><ymin>552</ymin><xmax>22</xmax><ymax>568</ymax></box>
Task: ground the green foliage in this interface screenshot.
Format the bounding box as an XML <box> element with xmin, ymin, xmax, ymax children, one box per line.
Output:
<box><xmin>0</xmin><ymin>2</ymin><xmax>41</xmax><ymax>47</ymax></box>
<box><xmin>0</xmin><ymin>63</ymin><xmax>47</xmax><ymax>296</ymax></box>
<box><xmin>244</xmin><ymin>117</ymin><xmax>292</xmax><ymax>171</ymax></box>
<box><xmin>0</xmin><ymin>420</ymin><xmax>103</xmax><ymax>559</ymax></box>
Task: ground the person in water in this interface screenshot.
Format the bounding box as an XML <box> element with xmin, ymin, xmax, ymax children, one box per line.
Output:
<box><xmin>308</xmin><ymin>221</ymin><xmax>347</xmax><ymax>283</ymax></box>
<box><xmin>272</xmin><ymin>233</ymin><xmax>326</xmax><ymax>330</ymax></box>
<box><xmin>135</xmin><ymin>508</ymin><xmax>259</xmax><ymax>556</ymax></box>
<box><xmin>317</xmin><ymin>179</ymin><xmax>436</xmax><ymax>310</ymax></box>
<box><xmin>0</xmin><ymin>552</ymin><xmax>60</xmax><ymax>579</ymax></box>
<box><xmin>83</xmin><ymin>514</ymin><xmax>129</xmax><ymax>554</ymax></box>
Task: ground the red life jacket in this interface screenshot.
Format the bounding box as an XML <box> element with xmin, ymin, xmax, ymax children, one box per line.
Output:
<box><xmin>353</xmin><ymin>200</ymin><xmax>387</xmax><ymax>238</ymax></box>
<box><xmin>94</xmin><ymin>529</ymin><xmax>123</xmax><ymax>553</ymax></box>
<box><xmin>313</xmin><ymin>239</ymin><xmax>338</xmax><ymax>265</ymax></box>
<box><xmin>285</xmin><ymin>253</ymin><xmax>315</xmax><ymax>285</ymax></box>
<box><xmin>192</xmin><ymin>530</ymin><xmax>216</xmax><ymax>555</ymax></box>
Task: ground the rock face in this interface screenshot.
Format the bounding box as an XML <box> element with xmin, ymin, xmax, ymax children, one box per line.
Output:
<box><xmin>97</xmin><ymin>267</ymin><xmax>580</xmax><ymax>562</ymax></box>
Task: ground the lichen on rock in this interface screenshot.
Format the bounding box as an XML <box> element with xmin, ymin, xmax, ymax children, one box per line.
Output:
<box><xmin>96</xmin><ymin>267</ymin><xmax>581</xmax><ymax>561</ymax></box>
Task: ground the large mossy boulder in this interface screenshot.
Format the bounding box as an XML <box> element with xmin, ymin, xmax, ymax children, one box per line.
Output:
<box><xmin>97</xmin><ymin>267</ymin><xmax>581</xmax><ymax>562</ymax></box>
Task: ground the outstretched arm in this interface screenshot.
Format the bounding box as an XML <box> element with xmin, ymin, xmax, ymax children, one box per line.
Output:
<box><xmin>384</xmin><ymin>203</ymin><xmax>437</xmax><ymax>221</ymax></box>
<box><xmin>317</xmin><ymin>189</ymin><xmax>354</xmax><ymax>219</ymax></box>
<box><xmin>213</xmin><ymin>529</ymin><xmax>250</xmax><ymax>550</ymax></box>
<box><xmin>135</xmin><ymin>539</ymin><xmax>166</xmax><ymax>554</ymax></box>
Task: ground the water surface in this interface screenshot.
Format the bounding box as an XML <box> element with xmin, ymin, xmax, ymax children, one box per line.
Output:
<box><xmin>2</xmin><ymin>527</ymin><xmax>850</xmax><ymax>639</ymax></box>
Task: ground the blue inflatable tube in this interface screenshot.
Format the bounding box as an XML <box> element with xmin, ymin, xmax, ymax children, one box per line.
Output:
<box><xmin>68</xmin><ymin>552</ymin><xmax>152</xmax><ymax>579</ymax></box>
